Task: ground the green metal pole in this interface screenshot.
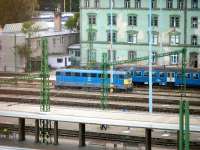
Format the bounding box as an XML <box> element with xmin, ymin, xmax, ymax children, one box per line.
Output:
<box><xmin>185</xmin><ymin>101</ymin><xmax>190</xmax><ymax>150</ymax></box>
<box><xmin>101</xmin><ymin>53</ymin><xmax>109</xmax><ymax>109</ymax></box>
<box><xmin>179</xmin><ymin>100</ymin><xmax>184</xmax><ymax>150</ymax></box>
<box><xmin>40</xmin><ymin>38</ymin><xmax>50</xmax><ymax>112</ymax></box>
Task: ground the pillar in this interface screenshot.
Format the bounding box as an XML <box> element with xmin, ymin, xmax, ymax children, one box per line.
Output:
<box><xmin>145</xmin><ymin>128</ymin><xmax>152</xmax><ymax>150</ymax></box>
<box><xmin>54</xmin><ymin>121</ymin><xmax>59</xmax><ymax>145</ymax></box>
<box><xmin>18</xmin><ymin>118</ymin><xmax>25</xmax><ymax>141</ymax></box>
<box><xmin>177</xmin><ymin>130</ymin><xmax>179</xmax><ymax>150</ymax></box>
<box><xmin>79</xmin><ymin>123</ymin><xmax>85</xmax><ymax>147</ymax></box>
<box><xmin>35</xmin><ymin>119</ymin><xmax>39</xmax><ymax>143</ymax></box>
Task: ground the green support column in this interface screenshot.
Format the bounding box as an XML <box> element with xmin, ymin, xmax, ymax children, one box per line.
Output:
<box><xmin>39</xmin><ymin>38</ymin><xmax>51</xmax><ymax>144</ymax></box>
<box><xmin>40</xmin><ymin>38</ymin><xmax>50</xmax><ymax>112</ymax></box>
<box><xmin>100</xmin><ymin>53</ymin><xmax>109</xmax><ymax>109</ymax></box>
<box><xmin>179</xmin><ymin>48</ymin><xmax>190</xmax><ymax>150</ymax></box>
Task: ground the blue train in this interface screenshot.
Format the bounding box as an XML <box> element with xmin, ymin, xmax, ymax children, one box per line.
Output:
<box><xmin>55</xmin><ymin>69</ymin><xmax>133</xmax><ymax>91</ymax></box>
<box><xmin>129</xmin><ymin>66</ymin><xmax>200</xmax><ymax>87</ymax></box>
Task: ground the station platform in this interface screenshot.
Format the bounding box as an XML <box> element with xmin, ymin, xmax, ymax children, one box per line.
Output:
<box><xmin>0</xmin><ymin>102</ymin><xmax>199</xmax><ymax>132</ymax></box>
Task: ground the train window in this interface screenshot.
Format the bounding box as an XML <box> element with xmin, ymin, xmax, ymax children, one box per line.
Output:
<box><xmin>167</xmin><ymin>72</ymin><xmax>170</xmax><ymax>77</ymax></box>
<box><xmin>119</xmin><ymin>74</ymin><xmax>124</xmax><ymax>79</ymax></box>
<box><xmin>98</xmin><ymin>74</ymin><xmax>103</xmax><ymax>78</ymax></box>
<box><xmin>185</xmin><ymin>73</ymin><xmax>190</xmax><ymax>79</ymax></box>
<box><xmin>160</xmin><ymin>72</ymin><xmax>165</xmax><ymax>78</ymax></box>
<box><xmin>144</xmin><ymin>71</ymin><xmax>149</xmax><ymax>77</ymax></box>
<box><xmin>82</xmin><ymin>73</ymin><xmax>88</xmax><ymax>77</ymax></box>
<box><xmin>193</xmin><ymin>73</ymin><xmax>199</xmax><ymax>79</ymax></box>
<box><xmin>65</xmin><ymin>72</ymin><xmax>71</xmax><ymax>76</ymax></box>
<box><xmin>177</xmin><ymin>73</ymin><xmax>182</xmax><ymax>79</ymax></box>
<box><xmin>152</xmin><ymin>72</ymin><xmax>157</xmax><ymax>77</ymax></box>
<box><xmin>74</xmin><ymin>73</ymin><xmax>80</xmax><ymax>76</ymax></box>
<box><xmin>56</xmin><ymin>72</ymin><xmax>61</xmax><ymax>76</ymax></box>
<box><xmin>135</xmin><ymin>71</ymin><xmax>142</xmax><ymax>76</ymax></box>
<box><xmin>172</xmin><ymin>73</ymin><xmax>175</xmax><ymax>77</ymax></box>
<box><xmin>91</xmin><ymin>73</ymin><xmax>97</xmax><ymax>77</ymax></box>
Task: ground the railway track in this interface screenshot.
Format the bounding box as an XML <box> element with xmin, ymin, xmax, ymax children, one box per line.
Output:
<box><xmin>0</xmin><ymin>87</ymin><xmax>199</xmax><ymax>115</ymax></box>
<box><xmin>0</xmin><ymin>123</ymin><xmax>199</xmax><ymax>149</ymax></box>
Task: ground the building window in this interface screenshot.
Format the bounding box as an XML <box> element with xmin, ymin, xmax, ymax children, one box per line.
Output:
<box><xmin>84</xmin><ymin>0</ymin><xmax>89</xmax><ymax>8</ymax></box>
<box><xmin>88</xmin><ymin>50</ymin><xmax>96</xmax><ymax>62</ymax></box>
<box><xmin>95</xmin><ymin>0</ymin><xmax>100</xmax><ymax>8</ymax></box>
<box><xmin>192</xmin><ymin>0</ymin><xmax>198</xmax><ymax>9</ymax></box>
<box><xmin>108</xmin><ymin>50</ymin><xmax>116</xmax><ymax>62</ymax></box>
<box><xmin>128</xmin><ymin>51</ymin><xmax>136</xmax><ymax>60</ymax></box>
<box><xmin>75</xmin><ymin>51</ymin><xmax>80</xmax><ymax>57</ymax></box>
<box><xmin>152</xmin><ymin>34</ymin><xmax>158</xmax><ymax>45</ymax></box>
<box><xmin>151</xmin><ymin>15</ymin><xmax>158</xmax><ymax>27</ymax></box>
<box><xmin>170</xmin><ymin>16</ymin><xmax>180</xmax><ymax>28</ymax></box>
<box><xmin>167</xmin><ymin>0</ymin><xmax>173</xmax><ymax>9</ymax></box>
<box><xmin>135</xmin><ymin>0</ymin><xmax>141</xmax><ymax>8</ymax></box>
<box><xmin>191</xmin><ymin>35</ymin><xmax>198</xmax><ymax>46</ymax></box>
<box><xmin>152</xmin><ymin>0</ymin><xmax>157</xmax><ymax>8</ymax></box>
<box><xmin>125</xmin><ymin>0</ymin><xmax>131</xmax><ymax>8</ymax></box>
<box><xmin>107</xmin><ymin>31</ymin><xmax>117</xmax><ymax>43</ymax></box>
<box><xmin>108</xmin><ymin>15</ymin><xmax>117</xmax><ymax>25</ymax></box>
<box><xmin>191</xmin><ymin>17</ymin><xmax>198</xmax><ymax>28</ymax></box>
<box><xmin>170</xmin><ymin>54</ymin><xmax>178</xmax><ymax>65</ymax></box>
<box><xmin>88</xmin><ymin>31</ymin><xmax>96</xmax><ymax>41</ymax></box>
<box><xmin>149</xmin><ymin>33</ymin><xmax>158</xmax><ymax>45</ymax></box>
<box><xmin>152</xmin><ymin>52</ymin><xmax>157</xmax><ymax>64</ymax></box>
<box><xmin>110</xmin><ymin>0</ymin><xmax>115</xmax><ymax>8</ymax></box>
<box><xmin>88</xmin><ymin>15</ymin><xmax>96</xmax><ymax>25</ymax></box>
<box><xmin>57</xmin><ymin>58</ymin><xmax>63</xmax><ymax>63</ymax></box>
<box><xmin>128</xmin><ymin>15</ymin><xmax>137</xmax><ymax>26</ymax></box>
<box><xmin>170</xmin><ymin>34</ymin><xmax>180</xmax><ymax>45</ymax></box>
<box><xmin>177</xmin><ymin>0</ymin><xmax>184</xmax><ymax>9</ymax></box>
<box><xmin>127</xmin><ymin>33</ymin><xmax>137</xmax><ymax>44</ymax></box>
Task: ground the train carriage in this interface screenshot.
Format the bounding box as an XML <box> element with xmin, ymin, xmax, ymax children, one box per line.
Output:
<box><xmin>55</xmin><ymin>69</ymin><xmax>132</xmax><ymax>91</ymax></box>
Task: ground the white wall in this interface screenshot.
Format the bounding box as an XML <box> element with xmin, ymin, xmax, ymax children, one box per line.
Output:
<box><xmin>48</xmin><ymin>55</ymin><xmax>71</xmax><ymax>69</ymax></box>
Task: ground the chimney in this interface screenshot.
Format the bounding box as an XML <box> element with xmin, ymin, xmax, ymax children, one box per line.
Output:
<box><xmin>54</xmin><ymin>4</ymin><xmax>61</xmax><ymax>32</ymax></box>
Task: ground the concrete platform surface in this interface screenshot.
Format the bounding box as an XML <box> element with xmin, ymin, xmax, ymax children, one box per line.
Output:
<box><xmin>0</xmin><ymin>102</ymin><xmax>199</xmax><ymax>132</ymax></box>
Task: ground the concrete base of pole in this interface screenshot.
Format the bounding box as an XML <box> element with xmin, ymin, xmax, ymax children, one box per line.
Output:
<box><xmin>145</xmin><ymin>128</ymin><xmax>152</xmax><ymax>150</ymax></box>
<box><xmin>18</xmin><ymin>118</ymin><xmax>25</xmax><ymax>141</ymax></box>
<box><xmin>54</xmin><ymin>121</ymin><xmax>59</xmax><ymax>145</ymax></box>
<box><xmin>79</xmin><ymin>123</ymin><xmax>85</xmax><ymax>147</ymax></box>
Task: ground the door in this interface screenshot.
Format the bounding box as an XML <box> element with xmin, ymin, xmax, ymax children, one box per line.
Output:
<box><xmin>167</xmin><ymin>72</ymin><xmax>175</xmax><ymax>82</ymax></box>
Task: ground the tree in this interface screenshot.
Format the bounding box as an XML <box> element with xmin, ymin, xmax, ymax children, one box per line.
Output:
<box><xmin>65</xmin><ymin>12</ymin><xmax>80</xmax><ymax>31</ymax></box>
<box><xmin>20</xmin><ymin>21</ymin><xmax>40</xmax><ymax>73</ymax></box>
<box><xmin>0</xmin><ymin>0</ymin><xmax>38</xmax><ymax>27</ymax></box>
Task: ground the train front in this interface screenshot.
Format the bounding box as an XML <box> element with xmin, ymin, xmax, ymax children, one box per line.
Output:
<box><xmin>123</xmin><ymin>72</ymin><xmax>133</xmax><ymax>91</ymax></box>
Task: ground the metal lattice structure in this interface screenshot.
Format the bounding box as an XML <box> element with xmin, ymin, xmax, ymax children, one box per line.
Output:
<box><xmin>39</xmin><ymin>38</ymin><xmax>51</xmax><ymax>144</ymax></box>
<box><xmin>179</xmin><ymin>48</ymin><xmax>190</xmax><ymax>150</ymax></box>
<box><xmin>100</xmin><ymin>53</ymin><xmax>109</xmax><ymax>109</ymax></box>
<box><xmin>40</xmin><ymin>38</ymin><xmax>50</xmax><ymax>112</ymax></box>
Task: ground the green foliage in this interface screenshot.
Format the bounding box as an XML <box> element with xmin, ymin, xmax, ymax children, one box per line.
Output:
<box><xmin>65</xmin><ymin>12</ymin><xmax>80</xmax><ymax>31</ymax></box>
<box><xmin>0</xmin><ymin>0</ymin><xmax>38</xmax><ymax>27</ymax></box>
<box><xmin>22</xmin><ymin>21</ymin><xmax>40</xmax><ymax>37</ymax></box>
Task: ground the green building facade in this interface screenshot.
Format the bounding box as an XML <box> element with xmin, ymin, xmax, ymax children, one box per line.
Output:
<box><xmin>80</xmin><ymin>0</ymin><xmax>200</xmax><ymax>68</ymax></box>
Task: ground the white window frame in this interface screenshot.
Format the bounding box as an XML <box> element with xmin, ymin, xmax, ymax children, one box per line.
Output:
<box><xmin>152</xmin><ymin>34</ymin><xmax>158</xmax><ymax>45</ymax></box>
<box><xmin>128</xmin><ymin>33</ymin><xmax>137</xmax><ymax>44</ymax></box>
<box><xmin>170</xmin><ymin>54</ymin><xmax>179</xmax><ymax>65</ymax></box>
<box><xmin>170</xmin><ymin>35</ymin><xmax>180</xmax><ymax>45</ymax></box>
<box><xmin>85</xmin><ymin>0</ymin><xmax>89</xmax><ymax>8</ymax></box>
<box><xmin>191</xmin><ymin>35</ymin><xmax>198</xmax><ymax>46</ymax></box>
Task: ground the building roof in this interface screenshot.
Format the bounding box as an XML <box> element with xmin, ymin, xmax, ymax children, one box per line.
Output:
<box><xmin>3</xmin><ymin>22</ymin><xmax>50</xmax><ymax>33</ymax></box>
<box><xmin>68</xmin><ymin>43</ymin><xmax>80</xmax><ymax>50</ymax></box>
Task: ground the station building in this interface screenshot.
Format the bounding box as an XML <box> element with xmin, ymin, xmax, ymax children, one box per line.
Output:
<box><xmin>80</xmin><ymin>0</ymin><xmax>200</xmax><ymax>68</ymax></box>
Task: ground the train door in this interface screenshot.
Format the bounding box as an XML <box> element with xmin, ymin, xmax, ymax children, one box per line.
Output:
<box><xmin>167</xmin><ymin>72</ymin><xmax>175</xmax><ymax>83</ymax></box>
